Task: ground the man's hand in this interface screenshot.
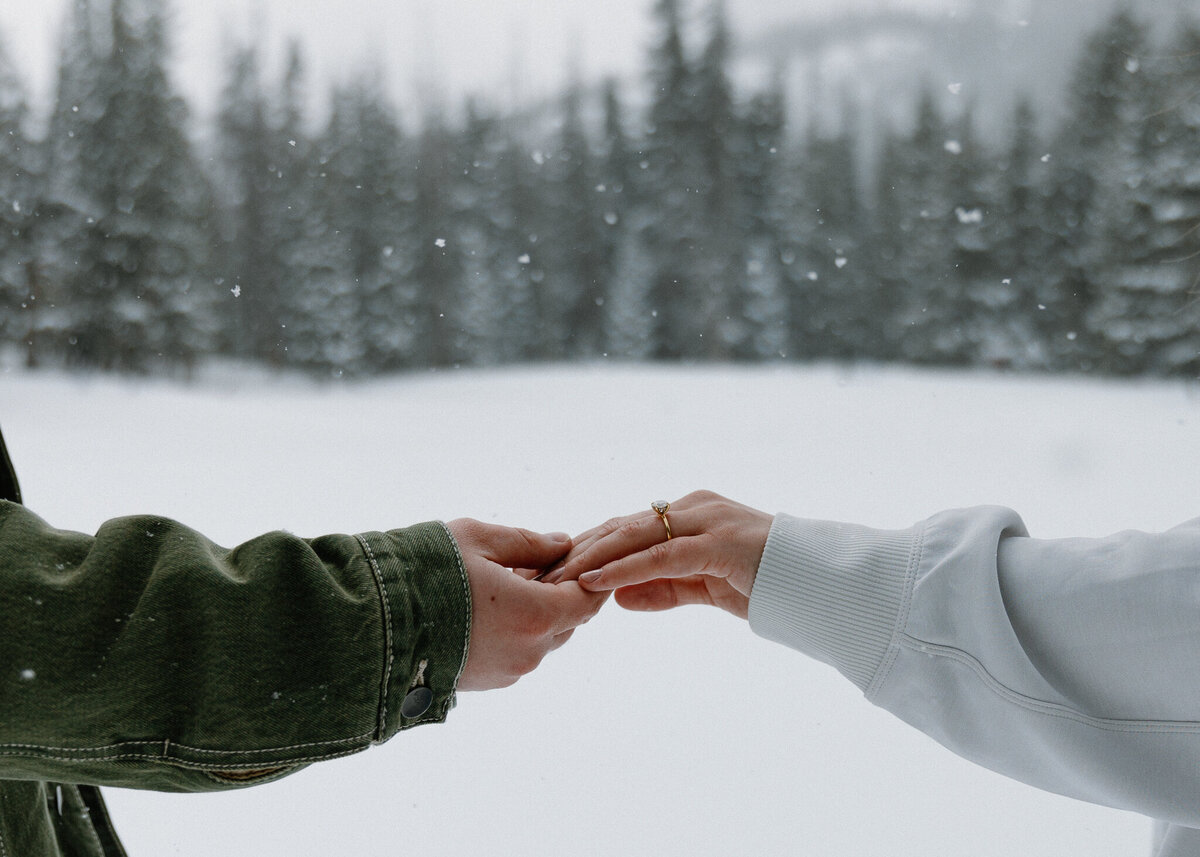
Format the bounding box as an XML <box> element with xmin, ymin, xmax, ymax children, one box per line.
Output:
<box><xmin>542</xmin><ymin>491</ymin><xmax>772</xmax><ymax>620</ymax></box>
<box><xmin>448</xmin><ymin>519</ymin><xmax>608</xmax><ymax>691</ymax></box>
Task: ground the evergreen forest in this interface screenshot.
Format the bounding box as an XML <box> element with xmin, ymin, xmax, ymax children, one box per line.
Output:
<box><xmin>1</xmin><ymin>0</ymin><xmax>1198</xmax><ymax>378</ymax></box>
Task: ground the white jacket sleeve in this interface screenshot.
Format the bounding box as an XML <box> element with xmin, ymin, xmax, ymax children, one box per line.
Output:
<box><xmin>748</xmin><ymin>508</ymin><xmax>1200</xmax><ymax>828</ymax></box>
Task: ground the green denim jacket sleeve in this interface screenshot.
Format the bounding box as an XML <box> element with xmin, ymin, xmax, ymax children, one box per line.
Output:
<box><xmin>0</xmin><ymin>500</ymin><xmax>471</xmax><ymax>793</ymax></box>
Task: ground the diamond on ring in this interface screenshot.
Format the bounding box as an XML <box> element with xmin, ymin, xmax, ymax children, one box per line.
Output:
<box><xmin>651</xmin><ymin>500</ymin><xmax>672</xmax><ymax>540</ymax></box>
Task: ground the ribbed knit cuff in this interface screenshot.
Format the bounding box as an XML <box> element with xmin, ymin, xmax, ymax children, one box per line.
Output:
<box><xmin>748</xmin><ymin>514</ymin><xmax>921</xmax><ymax>691</ymax></box>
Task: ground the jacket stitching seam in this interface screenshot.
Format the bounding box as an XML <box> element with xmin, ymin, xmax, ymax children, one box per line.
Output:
<box><xmin>438</xmin><ymin>521</ymin><xmax>472</xmax><ymax>689</ymax></box>
<box><xmin>0</xmin><ymin>734</ymin><xmax>372</xmax><ymax>755</ymax></box>
<box><xmin>897</xmin><ymin>634</ymin><xmax>1200</xmax><ymax>733</ymax></box>
<box><xmin>355</xmin><ymin>533</ymin><xmax>394</xmax><ymax>740</ymax></box>
<box><xmin>0</xmin><ymin>747</ymin><xmax>368</xmax><ymax>768</ymax></box>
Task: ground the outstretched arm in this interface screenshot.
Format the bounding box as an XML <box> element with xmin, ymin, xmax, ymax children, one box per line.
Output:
<box><xmin>0</xmin><ymin>502</ymin><xmax>603</xmax><ymax>791</ymax></box>
<box><xmin>555</xmin><ymin>491</ymin><xmax>1200</xmax><ymax>828</ymax></box>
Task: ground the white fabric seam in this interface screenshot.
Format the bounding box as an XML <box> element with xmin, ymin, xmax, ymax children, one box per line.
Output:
<box><xmin>897</xmin><ymin>634</ymin><xmax>1200</xmax><ymax>733</ymax></box>
<box><xmin>866</xmin><ymin>522</ymin><xmax>927</xmax><ymax>699</ymax></box>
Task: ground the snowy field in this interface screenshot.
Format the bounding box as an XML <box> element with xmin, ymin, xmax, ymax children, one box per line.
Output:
<box><xmin>3</xmin><ymin>362</ymin><xmax>1197</xmax><ymax>857</ymax></box>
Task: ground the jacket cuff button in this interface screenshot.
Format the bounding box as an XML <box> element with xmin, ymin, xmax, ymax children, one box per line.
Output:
<box><xmin>401</xmin><ymin>687</ymin><xmax>434</xmax><ymax>719</ymax></box>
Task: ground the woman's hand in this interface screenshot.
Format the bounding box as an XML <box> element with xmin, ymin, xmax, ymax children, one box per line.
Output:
<box><xmin>545</xmin><ymin>491</ymin><xmax>772</xmax><ymax>620</ymax></box>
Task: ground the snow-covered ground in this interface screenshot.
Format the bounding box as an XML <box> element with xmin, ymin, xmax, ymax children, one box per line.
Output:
<box><xmin>4</xmin><ymin>362</ymin><xmax>1196</xmax><ymax>856</ymax></box>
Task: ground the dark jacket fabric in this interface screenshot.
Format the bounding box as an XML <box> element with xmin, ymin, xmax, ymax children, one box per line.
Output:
<box><xmin>0</xmin><ymin>425</ymin><xmax>470</xmax><ymax>855</ymax></box>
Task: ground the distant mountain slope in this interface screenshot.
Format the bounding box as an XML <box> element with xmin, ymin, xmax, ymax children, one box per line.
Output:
<box><xmin>735</xmin><ymin>0</ymin><xmax>1200</xmax><ymax>136</ymax></box>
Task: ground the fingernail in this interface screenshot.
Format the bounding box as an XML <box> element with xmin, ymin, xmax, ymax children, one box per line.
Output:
<box><xmin>549</xmin><ymin>532</ymin><xmax>571</xmax><ymax>543</ymax></box>
<box><xmin>579</xmin><ymin>570</ymin><xmax>601</xmax><ymax>586</ymax></box>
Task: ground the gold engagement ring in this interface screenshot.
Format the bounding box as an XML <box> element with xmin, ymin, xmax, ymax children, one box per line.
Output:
<box><xmin>651</xmin><ymin>500</ymin><xmax>672</xmax><ymax>540</ymax></box>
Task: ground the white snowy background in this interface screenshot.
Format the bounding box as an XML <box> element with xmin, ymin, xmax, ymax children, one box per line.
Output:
<box><xmin>4</xmin><ymin>362</ymin><xmax>1194</xmax><ymax>856</ymax></box>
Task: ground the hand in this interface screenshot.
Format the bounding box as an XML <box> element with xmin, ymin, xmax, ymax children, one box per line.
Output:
<box><xmin>448</xmin><ymin>519</ymin><xmax>609</xmax><ymax>691</ymax></box>
<box><xmin>545</xmin><ymin>491</ymin><xmax>772</xmax><ymax>620</ymax></box>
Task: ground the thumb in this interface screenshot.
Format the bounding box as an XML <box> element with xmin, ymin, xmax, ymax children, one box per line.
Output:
<box><xmin>478</xmin><ymin>524</ymin><xmax>573</xmax><ymax>569</ymax></box>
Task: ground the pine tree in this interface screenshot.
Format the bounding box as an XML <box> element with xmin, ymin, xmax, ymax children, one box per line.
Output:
<box><xmin>318</xmin><ymin>75</ymin><xmax>415</xmax><ymax>374</ymax></box>
<box><xmin>1050</xmin><ymin>11</ymin><xmax>1152</xmax><ymax>372</ymax></box>
<box><xmin>992</xmin><ymin>96</ymin><xmax>1057</xmax><ymax>369</ymax></box>
<box><xmin>641</xmin><ymin>0</ymin><xmax>703</xmax><ymax>359</ymax></box>
<box><xmin>888</xmin><ymin>87</ymin><xmax>963</xmax><ymax>365</ymax></box>
<box><xmin>0</xmin><ymin>36</ymin><xmax>39</xmax><ymax>364</ymax></box>
<box><xmin>733</xmin><ymin>76</ymin><xmax>788</xmax><ymax>360</ymax></box>
<box><xmin>1087</xmin><ymin>20</ymin><xmax>1200</xmax><ymax>376</ymax></box>
<box><xmin>217</xmin><ymin>42</ymin><xmax>284</xmax><ymax>364</ymax></box>
<box><xmin>546</xmin><ymin>80</ymin><xmax>607</xmax><ymax>359</ymax></box>
<box><xmin>450</xmin><ymin>102</ymin><xmax>542</xmax><ymax>367</ymax></box>
<box><xmin>410</xmin><ymin>107</ymin><xmax>465</xmax><ymax>368</ymax></box>
<box><xmin>690</xmin><ymin>0</ymin><xmax>744</xmax><ymax>359</ymax></box>
<box><xmin>494</xmin><ymin>119</ymin><xmax>547</xmax><ymax>363</ymax></box>
<box><xmin>50</xmin><ymin>0</ymin><xmax>212</xmax><ymax>372</ymax></box>
<box><xmin>40</xmin><ymin>0</ymin><xmax>103</xmax><ymax>366</ymax></box>
<box><xmin>787</xmin><ymin>94</ymin><xmax>867</xmax><ymax>361</ymax></box>
<box><xmin>944</xmin><ymin>102</ymin><xmax>1003</xmax><ymax>366</ymax></box>
<box><xmin>596</xmin><ymin>79</ymin><xmax>654</xmax><ymax>361</ymax></box>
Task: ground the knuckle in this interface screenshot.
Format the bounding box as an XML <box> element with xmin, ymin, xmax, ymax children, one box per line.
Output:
<box><xmin>514</xmin><ymin>527</ymin><xmax>542</xmax><ymax>552</ymax></box>
<box><xmin>599</xmin><ymin>517</ymin><xmax>624</xmax><ymax>537</ymax></box>
<box><xmin>515</xmin><ymin>649</ymin><xmax>546</xmax><ymax>676</ymax></box>
<box><xmin>450</xmin><ymin>517</ymin><xmax>485</xmax><ymax>543</ymax></box>
<box><xmin>646</xmin><ymin>541</ymin><xmax>672</xmax><ymax>564</ymax></box>
<box><xmin>616</xmin><ymin>518</ymin><xmax>644</xmax><ymax>539</ymax></box>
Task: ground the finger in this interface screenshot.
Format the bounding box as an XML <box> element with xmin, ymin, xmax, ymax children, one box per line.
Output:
<box><xmin>536</xmin><ymin>516</ymin><xmax>640</xmax><ymax>583</ymax></box>
<box><xmin>577</xmin><ymin>534</ymin><xmax>716</xmax><ymax>593</ymax></box>
<box><xmin>549</xmin><ymin>512</ymin><xmax>669</xmax><ymax>583</ymax></box>
<box><xmin>470</xmin><ymin>522</ymin><xmax>573</xmax><ymax>569</ymax></box>
<box><xmin>521</xmin><ymin>578</ymin><xmax>610</xmax><ymax>636</ymax></box>
<box><xmin>614</xmin><ymin>578</ymin><xmax>717</xmax><ymax>611</ymax></box>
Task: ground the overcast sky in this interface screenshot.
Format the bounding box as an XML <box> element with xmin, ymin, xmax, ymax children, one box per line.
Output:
<box><xmin>1</xmin><ymin>0</ymin><xmax>965</xmax><ymax>120</ymax></box>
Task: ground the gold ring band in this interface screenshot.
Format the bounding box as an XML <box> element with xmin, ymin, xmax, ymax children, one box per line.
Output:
<box><xmin>651</xmin><ymin>500</ymin><xmax>672</xmax><ymax>540</ymax></box>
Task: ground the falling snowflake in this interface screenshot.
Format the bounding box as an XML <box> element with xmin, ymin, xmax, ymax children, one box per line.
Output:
<box><xmin>518</xmin><ymin>254</ymin><xmax>531</xmax><ymax>264</ymax></box>
<box><xmin>955</xmin><ymin>207</ymin><xmax>984</xmax><ymax>225</ymax></box>
<box><xmin>947</xmin><ymin>82</ymin><xmax>963</xmax><ymax>95</ymax></box>
<box><xmin>944</xmin><ymin>140</ymin><xmax>962</xmax><ymax>155</ymax></box>
<box><xmin>230</xmin><ymin>285</ymin><xmax>241</xmax><ymax>298</ymax></box>
<box><xmin>435</xmin><ymin>238</ymin><xmax>446</xmax><ymax>248</ymax></box>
